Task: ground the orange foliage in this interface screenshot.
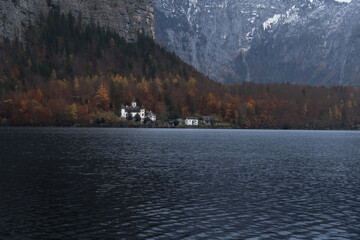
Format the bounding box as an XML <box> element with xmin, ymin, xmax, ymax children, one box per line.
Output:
<box><xmin>94</xmin><ymin>83</ymin><xmax>110</xmax><ymax>111</ymax></box>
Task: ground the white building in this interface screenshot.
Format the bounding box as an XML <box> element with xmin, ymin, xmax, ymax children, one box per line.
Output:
<box><xmin>121</xmin><ymin>101</ymin><xmax>145</xmax><ymax>121</ymax></box>
<box><xmin>185</xmin><ymin>117</ymin><xmax>198</xmax><ymax>126</ymax></box>
<box><xmin>121</xmin><ymin>101</ymin><xmax>157</xmax><ymax>122</ymax></box>
<box><xmin>146</xmin><ymin>111</ymin><xmax>157</xmax><ymax>122</ymax></box>
<box><xmin>201</xmin><ymin>116</ymin><xmax>219</xmax><ymax>126</ymax></box>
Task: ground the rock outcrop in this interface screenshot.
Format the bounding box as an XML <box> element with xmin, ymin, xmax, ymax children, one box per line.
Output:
<box><xmin>0</xmin><ymin>0</ymin><xmax>155</xmax><ymax>42</ymax></box>
<box><xmin>155</xmin><ymin>0</ymin><xmax>360</xmax><ymax>86</ymax></box>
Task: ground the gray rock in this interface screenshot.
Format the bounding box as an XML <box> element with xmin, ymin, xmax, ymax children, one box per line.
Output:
<box><xmin>155</xmin><ymin>0</ymin><xmax>360</xmax><ymax>86</ymax></box>
<box><xmin>0</xmin><ymin>0</ymin><xmax>155</xmax><ymax>42</ymax></box>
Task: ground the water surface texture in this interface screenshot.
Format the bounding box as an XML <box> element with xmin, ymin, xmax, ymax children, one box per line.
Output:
<box><xmin>0</xmin><ymin>128</ymin><xmax>360</xmax><ymax>239</ymax></box>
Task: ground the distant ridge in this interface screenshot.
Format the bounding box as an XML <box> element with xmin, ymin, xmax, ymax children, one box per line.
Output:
<box><xmin>155</xmin><ymin>0</ymin><xmax>360</xmax><ymax>86</ymax></box>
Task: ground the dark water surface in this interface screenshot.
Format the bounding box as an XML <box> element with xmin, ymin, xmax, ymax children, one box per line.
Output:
<box><xmin>0</xmin><ymin>128</ymin><xmax>360</xmax><ymax>239</ymax></box>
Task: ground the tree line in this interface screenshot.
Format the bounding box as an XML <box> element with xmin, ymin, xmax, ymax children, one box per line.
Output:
<box><xmin>1</xmin><ymin>7</ymin><xmax>360</xmax><ymax>129</ymax></box>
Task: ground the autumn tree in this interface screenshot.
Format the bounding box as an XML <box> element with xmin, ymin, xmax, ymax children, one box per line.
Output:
<box><xmin>73</xmin><ymin>76</ymin><xmax>80</xmax><ymax>91</ymax></box>
<box><xmin>69</xmin><ymin>103</ymin><xmax>78</xmax><ymax>121</ymax></box>
<box><xmin>50</xmin><ymin>69</ymin><xmax>57</xmax><ymax>80</ymax></box>
<box><xmin>94</xmin><ymin>83</ymin><xmax>110</xmax><ymax>111</ymax></box>
<box><xmin>334</xmin><ymin>105</ymin><xmax>342</xmax><ymax>121</ymax></box>
<box><xmin>328</xmin><ymin>107</ymin><xmax>333</xmax><ymax>120</ymax></box>
<box><xmin>35</xmin><ymin>89</ymin><xmax>44</xmax><ymax>102</ymax></box>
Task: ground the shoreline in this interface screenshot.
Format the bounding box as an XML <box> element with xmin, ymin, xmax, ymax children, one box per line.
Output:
<box><xmin>0</xmin><ymin>125</ymin><xmax>358</xmax><ymax>131</ymax></box>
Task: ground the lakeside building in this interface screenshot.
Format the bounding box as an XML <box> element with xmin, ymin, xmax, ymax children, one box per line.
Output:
<box><xmin>185</xmin><ymin>117</ymin><xmax>198</xmax><ymax>126</ymax></box>
<box><xmin>147</xmin><ymin>111</ymin><xmax>157</xmax><ymax>122</ymax></box>
<box><xmin>120</xmin><ymin>101</ymin><xmax>157</xmax><ymax>122</ymax></box>
<box><xmin>201</xmin><ymin>116</ymin><xmax>219</xmax><ymax>126</ymax></box>
<box><xmin>121</xmin><ymin>101</ymin><xmax>145</xmax><ymax>121</ymax></box>
<box><xmin>177</xmin><ymin>118</ymin><xmax>183</xmax><ymax>125</ymax></box>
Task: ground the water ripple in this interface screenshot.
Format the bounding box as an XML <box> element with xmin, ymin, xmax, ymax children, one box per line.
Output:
<box><xmin>0</xmin><ymin>128</ymin><xmax>360</xmax><ymax>239</ymax></box>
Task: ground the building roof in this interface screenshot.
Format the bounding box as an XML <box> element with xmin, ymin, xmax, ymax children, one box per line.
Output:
<box><xmin>147</xmin><ymin>111</ymin><xmax>156</xmax><ymax>117</ymax></box>
<box><xmin>202</xmin><ymin>116</ymin><xmax>219</xmax><ymax>121</ymax></box>
<box><xmin>121</xmin><ymin>103</ymin><xmax>144</xmax><ymax>112</ymax></box>
<box><xmin>123</xmin><ymin>106</ymin><xmax>143</xmax><ymax>113</ymax></box>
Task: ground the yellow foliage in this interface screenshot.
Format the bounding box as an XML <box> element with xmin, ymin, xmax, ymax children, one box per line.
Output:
<box><xmin>112</xmin><ymin>74</ymin><xmax>128</xmax><ymax>87</ymax></box>
<box><xmin>86</xmin><ymin>75</ymin><xmax>92</xmax><ymax>85</ymax></box>
<box><xmin>112</xmin><ymin>74</ymin><xmax>121</xmax><ymax>83</ymax></box>
<box><xmin>137</xmin><ymin>78</ymin><xmax>149</xmax><ymax>94</ymax></box>
<box><xmin>69</xmin><ymin>103</ymin><xmax>78</xmax><ymax>120</ymax></box>
<box><xmin>164</xmin><ymin>78</ymin><xmax>171</xmax><ymax>88</ymax></box>
<box><xmin>340</xmin><ymin>99</ymin><xmax>344</xmax><ymax>110</ymax></box>
<box><xmin>234</xmin><ymin>111</ymin><xmax>239</xmax><ymax>123</ymax></box>
<box><xmin>35</xmin><ymin>89</ymin><xmax>43</xmax><ymax>102</ymax></box>
<box><xmin>154</xmin><ymin>77</ymin><xmax>163</xmax><ymax>94</ymax></box>
<box><xmin>128</xmin><ymin>74</ymin><xmax>136</xmax><ymax>83</ymax></box>
<box><xmin>95</xmin><ymin>83</ymin><xmax>110</xmax><ymax>110</ymax></box>
<box><xmin>334</xmin><ymin>105</ymin><xmax>342</xmax><ymax>121</ymax></box>
<box><xmin>328</xmin><ymin>107</ymin><xmax>333</xmax><ymax>120</ymax></box>
<box><xmin>247</xmin><ymin>99</ymin><xmax>256</xmax><ymax>114</ymax></box>
<box><xmin>188</xmin><ymin>89</ymin><xmax>195</xmax><ymax>98</ymax></box>
<box><xmin>73</xmin><ymin>77</ymin><xmax>80</xmax><ymax>90</ymax></box>
<box><xmin>92</xmin><ymin>75</ymin><xmax>100</xmax><ymax>83</ymax></box>
<box><xmin>58</xmin><ymin>79</ymin><xmax>68</xmax><ymax>90</ymax></box>
<box><xmin>109</xmin><ymin>38</ymin><xmax>116</xmax><ymax>47</ymax></box>
<box><xmin>27</xmin><ymin>59</ymin><xmax>32</xmax><ymax>68</ymax></box>
<box><xmin>19</xmin><ymin>100</ymin><xmax>27</xmax><ymax>113</ymax></box>
<box><xmin>172</xmin><ymin>77</ymin><xmax>179</xmax><ymax>85</ymax></box>
<box><xmin>188</xmin><ymin>77</ymin><xmax>196</xmax><ymax>88</ymax></box>
<box><xmin>208</xmin><ymin>93</ymin><xmax>217</xmax><ymax>109</ymax></box>
<box><xmin>50</xmin><ymin>69</ymin><xmax>57</xmax><ymax>80</ymax></box>
<box><xmin>225</xmin><ymin>103</ymin><xmax>233</xmax><ymax>121</ymax></box>
<box><xmin>350</xmin><ymin>92</ymin><xmax>358</xmax><ymax>107</ymax></box>
<box><xmin>120</xmin><ymin>77</ymin><xmax>129</xmax><ymax>87</ymax></box>
<box><xmin>303</xmin><ymin>103</ymin><xmax>308</xmax><ymax>116</ymax></box>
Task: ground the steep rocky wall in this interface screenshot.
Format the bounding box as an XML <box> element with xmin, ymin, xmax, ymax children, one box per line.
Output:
<box><xmin>0</xmin><ymin>0</ymin><xmax>154</xmax><ymax>42</ymax></box>
<box><xmin>155</xmin><ymin>0</ymin><xmax>360</xmax><ymax>86</ymax></box>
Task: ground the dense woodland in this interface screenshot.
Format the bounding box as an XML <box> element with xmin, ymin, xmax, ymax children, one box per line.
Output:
<box><xmin>1</xmin><ymin>7</ymin><xmax>360</xmax><ymax>129</ymax></box>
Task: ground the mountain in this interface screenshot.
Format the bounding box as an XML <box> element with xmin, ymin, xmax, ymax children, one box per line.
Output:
<box><xmin>1</xmin><ymin>1</ymin><xmax>360</xmax><ymax>129</ymax></box>
<box><xmin>155</xmin><ymin>0</ymin><xmax>360</xmax><ymax>86</ymax></box>
<box><xmin>0</xmin><ymin>7</ymin><xmax>224</xmax><ymax>126</ymax></box>
<box><xmin>0</xmin><ymin>0</ymin><xmax>154</xmax><ymax>42</ymax></box>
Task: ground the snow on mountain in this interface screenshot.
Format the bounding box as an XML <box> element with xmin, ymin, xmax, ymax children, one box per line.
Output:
<box><xmin>335</xmin><ymin>0</ymin><xmax>351</xmax><ymax>3</ymax></box>
<box><xmin>155</xmin><ymin>0</ymin><xmax>360</xmax><ymax>85</ymax></box>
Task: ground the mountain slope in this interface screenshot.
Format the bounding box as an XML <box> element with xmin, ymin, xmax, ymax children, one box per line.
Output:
<box><xmin>155</xmin><ymin>0</ymin><xmax>360</xmax><ymax>86</ymax></box>
<box><xmin>0</xmin><ymin>7</ymin><xmax>223</xmax><ymax>126</ymax></box>
<box><xmin>2</xmin><ymin>5</ymin><xmax>360</xmax><ymax>129</ymax></box>
<box><xmin>0</xmin><ymin>0</ymin><xmax>154</xmax><ymax>42</ymax></box>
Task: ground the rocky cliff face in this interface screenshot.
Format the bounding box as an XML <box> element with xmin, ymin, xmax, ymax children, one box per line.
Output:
<box><xmin>155</xmin><ymin>0</ymin><xmax>360</xmax><ymax>86</ymax></box>
<box><xmin>0</xmin><ymin>0</ymin><xmax>155</xmax><ymax>42</ymax></box>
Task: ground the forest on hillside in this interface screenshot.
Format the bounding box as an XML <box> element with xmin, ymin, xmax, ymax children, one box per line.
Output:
<box><xmin>1</xmin><ymin>6</ymin><xmax>360</xmax><ymax>129</ymax></box>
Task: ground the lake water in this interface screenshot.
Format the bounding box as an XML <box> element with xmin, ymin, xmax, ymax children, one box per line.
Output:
<box><xmin>0</xmin><ymin>128</ymin><xmax>360</xmax><ymax>239</ymax></box>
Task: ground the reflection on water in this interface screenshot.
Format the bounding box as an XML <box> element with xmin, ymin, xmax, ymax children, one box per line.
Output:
<box><xmin>0</xmin><ymin>128</ymin><xmax>360</xmax><ymax>239</ymax></box>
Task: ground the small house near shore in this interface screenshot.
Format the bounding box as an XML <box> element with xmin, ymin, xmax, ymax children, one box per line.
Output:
<box><xmin>147</xmin><ymin>111</ymin><xmax>157</xmax><ymax>122</ymax></box>
<box><xmin>201</xmin><ymin>116</ymin><xmax>219</xmax><ymax>126</ymax></box>
<box><xmin>177</xmin><ymin>118</ymin><xmax>183</xmax><ymax>125</ymax></box>
<box><xmin>185</xmin><ymin>117</ymin><xmax>198</xmax><ymax>126</ymax></box>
